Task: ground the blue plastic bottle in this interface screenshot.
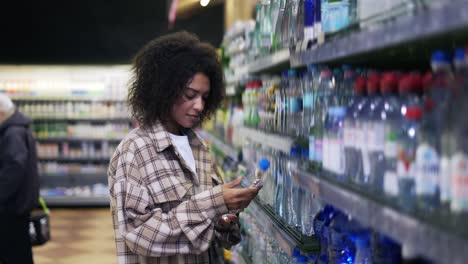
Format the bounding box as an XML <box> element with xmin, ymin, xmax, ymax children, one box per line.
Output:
<box><xmin>327</xmin><ymin>211</ymin><xmax>355</xmax><ymax>264</ymax></box>
<box><xmin>313</xmin><ymin>205</ymin><xmax>335</xmax><ymax>264</ymax></box>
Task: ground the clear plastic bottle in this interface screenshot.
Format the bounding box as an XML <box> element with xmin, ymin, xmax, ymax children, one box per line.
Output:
<box><xmin>327</xmin><ymin>211</ymin><xmax>356</xmax><ymax>264</ymax></box>
<box><xmin>313</xmin><ymin>205</ymin><xmax>335</xmax><ymax>264</ymax></box>
<box><xmin>287</xmin><ymin>69</ymin><xmax>303</xmax><ymax>137</ymax></box>
<box><xmin>354</xmin><ymin>233</ymin><xmax>373</xmax><ymax>264</ymax></box>
<box><xmin>289</xmin><ymin>147</ymin><xmax>303</xmax><ymax>229</ymax></box>
<box><xmin>415</xmin><ymin>51</ymin><xmax>453</xmax><ymax>214</ymax></box>
<box><xmin>397</xmin><ymin>106</ymin><xmax>423</xmax><ymax>213</ymax></box>
<box><xmin>379</xmin><ymin>73</ymin><xmax>401</xmax><ymax>197</ymax></box>
<box><xmin>313</xmin><ymin>69</ymin><xmax>333</xmax><ymax>168</ymax></box>
<box><xmin>450</xmin><ymin>48</ymin><xmax>468</xmax><ymax>215</ymax></box>
<box><xmin>345</xmin><ymin>76</ymin><xmax>367</xmax><ymax>185</ymax></box>
<box><xmin>301</xmin><ymin>190</ymin><xmax>321</xmax><ymax>236</ymax></box>
<box><xmin>360</xmin><ymin>73</ymin><xmax>381</xmax><ymax>189</ymax></box>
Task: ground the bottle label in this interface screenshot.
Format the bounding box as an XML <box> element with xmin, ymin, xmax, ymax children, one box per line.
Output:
<box><xmin>361</xmin><ymin>121</ymin><xmax>371</xmax><ymax>178</ymax></box>
<box><xmin>415</xmin><ymin>143</ymin><xmax>440</xmax><ymax>196</ymax></box>
<box><xmin>440</xmin><ymin>155</ymin><xmax>451</xmax><ymax>203</ymax></box>
<box><xmin>343</xmin><ymin>122</ymin><xmax>354</xmax><ymax>148</ymax></box>
<box><xmin>384</xmin><ymin>171</ymin><xmax>398</xmax><ymax>196</ymax></box>
<box><xmin>303</xmin><ymin>93</ymin><xmax>314</xmax><ymax>109</ymax></box>
<box><xmin>315</xmin><ymin>139</ymin><xmax>323</xmax><ymax>162</ymax></box>
<box><xmin>309</xmin><ymin>135</ymin><xmax>316</xmax><ymax>162</ymax></box>
<box><xmin>451</xmin><ymin>152</ymin><xmax>468</xmax><ymax>212</ymax></box>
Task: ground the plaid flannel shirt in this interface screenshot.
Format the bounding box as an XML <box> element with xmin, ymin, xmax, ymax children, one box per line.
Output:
<box><xmin>108</xmin><ymin>121</ymin><xmax>229</xmax><ymax>264</ymax></box>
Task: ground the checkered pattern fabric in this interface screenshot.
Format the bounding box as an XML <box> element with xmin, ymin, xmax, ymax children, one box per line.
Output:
<box><xmin>108</xmin><ymin>121</ymin><xmax>228</xmax><ymax>264</ymax></box>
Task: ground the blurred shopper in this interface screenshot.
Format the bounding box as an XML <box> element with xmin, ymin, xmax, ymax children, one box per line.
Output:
<box><xmin>0</xmin><ymin>94</ymin><xmax>39</xmax><ymax>264</ymax></box>
<box><xmin>108</xmin><ymin>31</ymin><xmax>259</xmax><ymax>264</ymax></box>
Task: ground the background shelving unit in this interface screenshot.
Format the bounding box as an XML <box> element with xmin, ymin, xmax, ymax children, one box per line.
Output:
<box><xmin>1</xmin><ymin>65</ymin><xmax>132</xmax><ymax>206</ymax></box>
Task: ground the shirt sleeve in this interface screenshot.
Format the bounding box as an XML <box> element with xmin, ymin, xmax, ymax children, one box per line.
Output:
<box><xmin>109</xmin><ymin>148</ymin><xmax>228</xmax><ymax>257</ymax></box>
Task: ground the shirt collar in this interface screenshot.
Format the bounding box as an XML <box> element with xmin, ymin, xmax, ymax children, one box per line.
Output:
<box><xmin>144</xmin><ymin>121</ymin><xmax>208</xmax><ymax>153</ymax></box>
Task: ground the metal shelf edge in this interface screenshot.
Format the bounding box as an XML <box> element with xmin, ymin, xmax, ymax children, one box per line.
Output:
<box><xmin>247</xmin><ymin>49</ymin><xmax>290</xmax><ymax>73</ymax></box>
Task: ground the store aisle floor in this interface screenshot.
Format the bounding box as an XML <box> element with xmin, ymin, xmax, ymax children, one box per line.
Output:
<box><xmin>33</xmin><ymin>208</ymin><xmax>116</xmax><ymax>264</ymax></box>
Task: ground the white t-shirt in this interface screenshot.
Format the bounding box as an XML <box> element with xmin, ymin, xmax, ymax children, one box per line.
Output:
<box><xmin>169</xmin><ymin>133</ymin><xmax>197</xmax><ymax>178</ymax></box>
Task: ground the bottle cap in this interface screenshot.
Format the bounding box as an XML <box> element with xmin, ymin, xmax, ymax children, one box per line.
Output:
<box><xmin>367</xmin><ymin>73</ymin><xmax>380</xmax><ymax>94</ymax></box>
<box><xmin>398</xmin><ymin>74</ymin><xmax>412</xmax><ymax>94</ymax></box>
<box><xmin>454</xmin><ymin>47</ymin><xmax>465</xmax><ymax>62</ymax></box>
<box><xmin>422</xmin><ymin>71</ymin><xmax>432</xmax><ymax>93</ymax></box>
<box><xmin>258</xmin><ymin>158</ymin><xmax>270</xmax><ymax>171</ymax></box>
<box><xmin>354</xmin><ymin>76</ymin><xmax>367</xmax><ymax>95</ymax></box>
<box><xmin>431</xmin><ymin>50</ymin><xmax>451</xmax><ymax>64</ymax></box>
<box><xmin>288</xmin><ymin>69</ymin><xmax>297</xmax><ymax>77</ymax></box>
<box><xmin>405</xmin><ymin>107</ymin><xmax>423</xmax><ymax>121</ymax></box>
<box><xmin>381</xmin><ymin>72</ymin><xmax>398</xmax><ymax>94</ymax></box>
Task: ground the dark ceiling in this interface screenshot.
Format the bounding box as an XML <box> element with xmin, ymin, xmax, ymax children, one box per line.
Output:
<box><xmin>0</xmin><ymin>0</ymin><xmax>224</xmax><ymax>64</ymax></box>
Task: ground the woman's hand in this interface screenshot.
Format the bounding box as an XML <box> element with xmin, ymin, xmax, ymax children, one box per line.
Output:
<box><xmin>222</xmin><ymin>177</ymin><xmax>260</xmax><ymax>211</ymax></box>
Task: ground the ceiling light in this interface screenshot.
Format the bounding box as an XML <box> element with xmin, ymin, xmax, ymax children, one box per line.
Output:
<box><xmin>200</xmin><ymin>0</ymin><xmax>210</xmax><ymax>7</ymax></box>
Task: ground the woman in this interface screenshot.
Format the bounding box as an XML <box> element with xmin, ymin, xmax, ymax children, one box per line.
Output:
<box><xmin>108</xmin><ymin>31</ymin><xmax>259</xmax><ymax>264</ymax></box>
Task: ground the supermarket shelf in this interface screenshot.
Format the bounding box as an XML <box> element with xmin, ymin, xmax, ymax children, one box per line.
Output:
<box><xmin>198</xmin><ymin>130</ymin><xmax>239</xmax><ymax>162</ymax></box>
<box><xmin>290</xmin><ymin>1</ymin><xmax>468</xmax><ymax>67</ymax></box>
<box><xmin>37</xmin><ymin>138</ymin><xmax>122</xmax><ymax>144</ymax></box>
<box><xmin>290</xmin><ymin>168</ymin><xmax>468</xmax><ymax>264</ymax></box>
<box><xmin>43</xmin><ymin>195</ymin><xmax>109</xmax><ymax>206</ymax></box>
<box><xmin>248</xmin><ymin>199</ymin><xmax>302</xmax><ymax>257</ymax></box>
<box><xmin>239</xmin><ymin>127</ymin><xmax>294</xmax><ymax>154</ymax></box>
<box><xmin>247</xmin><ymin>49</ymin><xmax>290</xmax><ymax>74</ymax></box>
<box><xmin>12</xmin><ymin>97</ymin><xmax>125</xmax><ymax>103</ymax></box>
<box><xmin>31</xmin><ymin>117</ymin><xmax>132</xmax><ymax>123</ymax></box>
<box><xmin>38</xmin><ymin>157</ymin><xmax>110</xmax><ymax>163</ymax></box>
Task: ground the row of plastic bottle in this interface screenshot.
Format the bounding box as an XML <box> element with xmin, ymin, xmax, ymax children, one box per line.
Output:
<box><xmin>32</xmin><ymin>122</ymin><xmax>133</xmax><ymax>139</ymax></box>
<box><xmin>212</xmin><ymin>132</ymin><xmax>434</xmax><ymax>263</ymax></box>
<box><xmin>242</xmin><ymin>48</ymin><xmax>468</xmax><ymax>218</ymax></box>
<box><xmin>249</xmin><ymin>0</ymin><xmax>416</xmax><ymax>58</ymax></box>
<box><xmin>36</xmin><ymin>142</ymin><xmax>118</xmax><ymax>159</ymax></box>
<box><xmin>15</xmin><ymin>101</ymin><xmax>130</xmax><ymax>119</ymax></box>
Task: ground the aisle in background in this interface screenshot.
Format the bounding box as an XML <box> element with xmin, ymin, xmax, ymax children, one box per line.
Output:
<box><xmin>33</xmin><ymin>208</ymin><xmax>115</xmax><ymax>264</ymax></box>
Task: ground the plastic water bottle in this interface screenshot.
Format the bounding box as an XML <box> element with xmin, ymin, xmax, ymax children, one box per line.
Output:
<box><xmin>360</xmin><ymin>73</ymin><xmax>381</xmax><ymax>189</ymax></box>
<box><xmin>287</xmin><ymin>69</ymin><xmax>303</xmax><ymax>137</ymax></box>
<box><xmin>289</xmin><ymin>147</ymin><xmax>302</xmax><ymax>228</ymax></box>
<box><xmin>366</xmin><ymin>73</ymin><xmax>388</xmax><ymax>193</ymax></box>
<box><xmin>450</xmin><ymin>48</ymin><xmax>468</xmax><ymax>214</ymax></box>
<box><xmin>313</xmin><ymin>205</ymin><xmax>335</xmax><ymax>264</ymax></box>
<box><xmin>303</xmin><ymin>65</ymin><xmax>318</xmax><ymax>138</ymax></box>
<box><xmin>217</xmin><ymin>159</ymin><xmax>270</xmax><ymax>230</ymax></box>
<box><xmin>354</xmin><ymin>233</ymin><xmax>372</xmax><ymax>264</ymax></box>
<box><xmin>301</xmin><ymin>190</ymin><xmax>321</xmax><ymax>236</ymax></box>
<box><xmin>327</xmin><ymin>211</ymin><xmax>355</xmax><ymax>264</ymax></box>
<box><xmin>345</xmin><ymin>76</ymin><xmax>367</xmax><ymax>185</ymax></box>
<box><xmin>383</xmin><ymin>74</ymin><xmax>422</xmax><ymax>201</ymax></box>
<box><xmin>379</xmin><ymin>72</ymin><xmax>401</xmax><ymax>196</ymax></box>
<box><xmin>397</xmin><ymin>106</ymin><xmax>423</xmax><ymax>213</ymax></box>
<box><xmin>415</xmin><ymin>51</ymin><xmax>453</xmax><ymax>213</ymax></box>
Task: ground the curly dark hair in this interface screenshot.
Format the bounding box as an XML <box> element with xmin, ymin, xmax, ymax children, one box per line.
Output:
<box><xmin>128</xmin><ymin>31</ymin><xmax>225</xmax><ymax>127</ymax></box>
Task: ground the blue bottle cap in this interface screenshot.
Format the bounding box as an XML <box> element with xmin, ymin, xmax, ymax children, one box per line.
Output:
<box><xmin>293</xmin><ymin>248</ymin><xmax>301</xmax><ymax>257</ymax></box>
<box><xmin>288</xmin><ymin>69</ymin><xmax>297</xmax><ymax>76</ymax></box>
<box><xmin>308</xmin><ymin>254</ymin><xmax>317</xmax><ymax>261</ymax></box>
<box><xmin>258</xmin><ymin>158</ymin><xmax>270</xmax><ymax>171</ymax></box>
<box><xmin>298</xmin><ymin>255</ymin><xmax>308</xmax><ymax>263</ymax></box>
<box><xmin>454</xmin><ymin>48</ymin><xmax>465</xmax><ymax>62</ymax></box>
<box><xmin>431</xmin><ymin>50</ymin><xmax>451</xmax><ymax>64</ymax></box>
<box><xmin>282</xmin><ymin>71</ymin><xmax>289</xmax><ymax>77</ymax></box>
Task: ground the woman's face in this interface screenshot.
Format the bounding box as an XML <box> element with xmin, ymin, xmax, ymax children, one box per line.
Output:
<box><xmin>168</xmin><ymin>72</ymin><xmax>210</xmax><ymax>133</ymax></box>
